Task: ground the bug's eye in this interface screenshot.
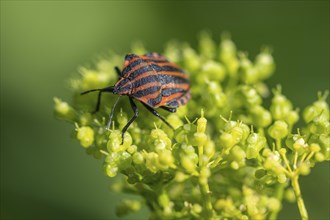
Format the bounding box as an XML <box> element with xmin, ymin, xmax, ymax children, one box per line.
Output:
<box><xmin>124</xmin><ymin>60</ymin><xmax>129</xmax><ymax>67</ymax></box>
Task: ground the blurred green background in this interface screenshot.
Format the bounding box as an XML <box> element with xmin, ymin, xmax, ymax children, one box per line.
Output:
<box><xmin>1</xmin><ymin>1</ymin><xmax>329</xmax><ymax>219</ymax></box>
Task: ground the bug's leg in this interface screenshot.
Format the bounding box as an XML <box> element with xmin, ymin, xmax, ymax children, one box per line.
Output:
<box><xmin>121</xmin><ymin>98</ymin><xmax>139</xmax><ymax>144</ymax></box>
<box><xmin>161</xmin><ymin>106</ymin><xmax>177</xmax><ymax>113</ymax></box>
<box><xmin>115</xmin><ymin>66</ymin><xmax>121</xmax><ymax>77</ymax></box>
<box><xmin>106</xmin><ymin>96</ymin><xmax>121</xmax><ymax>129</ymax></box>
<box><xmin>80</xmin><ymin>86</ymin><xmax>114</xmax><ymax>114</ymax></box>
<box><xmin>141</xmin><ymin>103</ymin><xmax>174</xmax><ymax>130</ymax></box>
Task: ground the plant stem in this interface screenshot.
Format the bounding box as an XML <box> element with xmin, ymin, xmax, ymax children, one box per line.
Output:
<box><xmin>198</xmin><ymin>143</ymin><xmax>214</xmax><ymax>219</ymax></box>
<box><xmin>291</xmin><ymin>176</ymin><xmax>309</xmax><ymax>220</ymax></box>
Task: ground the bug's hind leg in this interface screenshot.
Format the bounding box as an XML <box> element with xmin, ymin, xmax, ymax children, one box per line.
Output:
<box><xmin>141</xmin><ymin>103</ymin><xmax>174</xmax><ymax>130</ymax></box>
<box><xmin>161</xmin><ymin>106</ymin><xmax>177</xmax><ymax>113</ymax></box>
<box><xmin>121</xmin><ymin>97</ymin><xmax>139</xmax><ymax>144</ymax></box>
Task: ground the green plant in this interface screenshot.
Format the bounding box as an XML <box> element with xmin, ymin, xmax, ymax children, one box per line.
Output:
<box><xmin>54</xmin><ymin>32</ymin><xmax>329</xmax><ymax>220</ymax></box>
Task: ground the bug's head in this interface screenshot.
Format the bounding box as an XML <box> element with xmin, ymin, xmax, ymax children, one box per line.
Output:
<box><xmin>113</xmin><ymin>77</ymin><xmax>132</xmax><ymax>95</ymax></box>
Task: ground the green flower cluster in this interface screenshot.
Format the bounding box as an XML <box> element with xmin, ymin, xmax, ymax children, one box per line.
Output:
<box><xmin>54</xmin><ymin>32</ymin><xmax>329</xmax><ymax>220</ymax></box>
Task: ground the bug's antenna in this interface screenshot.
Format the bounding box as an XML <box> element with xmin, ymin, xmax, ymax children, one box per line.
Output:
<box><xmin>81</xmin><ymin>86</ymin><xmax>115</xmax><ymax>114</ymax></box>
<box><xmin>80</xmin><ymin>86</ymin><xmax>114</xmax><ymax>95</ymax></box>
<box><xmin>107</xmin><ymin>96</ymin><xmax>121</xmax><ymax>129</ymax></box>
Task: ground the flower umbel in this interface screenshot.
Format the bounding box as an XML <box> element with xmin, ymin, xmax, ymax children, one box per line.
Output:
<box><xmin>54</xmin><ymin>32</ymin><xmax>329</xmax><ymax>220</ymax></box>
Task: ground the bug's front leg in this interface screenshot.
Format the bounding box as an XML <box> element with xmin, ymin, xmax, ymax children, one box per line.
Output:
<box><xmin>121</xmin><ymin>97</ymin><xmax>139</xmax><ymax>144</ymax></box>
<box><xmin>141</xmin><ymin>103</ymin><xmax>174</xmax><ymax>130</ymax></box>
<box><xmin>80</xmin><ymin>86</ymin><xmax>114</xmax><ymax>114</ymax></box>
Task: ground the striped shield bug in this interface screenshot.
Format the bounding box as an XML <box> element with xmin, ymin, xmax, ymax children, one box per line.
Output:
<box><xmin>81</xmin><ymin>52</ymin><xmax>191</xmax><ymax>143</ymax></box>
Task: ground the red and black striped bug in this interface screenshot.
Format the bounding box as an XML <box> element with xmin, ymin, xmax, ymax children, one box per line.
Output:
<box><xmin>81</xmin><ymin>52</ymin><xmax>191</xmax><ymax>143</ymax></box>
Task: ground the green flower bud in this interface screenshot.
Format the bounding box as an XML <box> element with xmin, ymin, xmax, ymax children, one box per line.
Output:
<box><xmin>174</xmin><ymin>171</ymin><xmax>188</xmax><ymax>182</ymax></box>
<box><xmin>105</xmin><ymin>164</ymin><xmax>118</xmax><ymax>177</ymax></box>
<box><xmin>130</xmin><ymin>126</ymin><xmax>142</xmax><ymax>145</ymax></box>
<box><xmin>107</xmin><ymin>130</ymin><xmax>125</xmax><ymax>152</ymax></box>
<box><xmin>132</xmin><ymin>152</ymin><xmax>144</xmax><ymax>165</ymax></box>
<box><xmin>285</xmin><ymin>110</ymin><xmax>299</xmax><ymax>127</ymax></box>
<box><xmin>105</xmin><ymin>152</ymin><xmax>118</xmax><ymax>164</ymax></box>
<box><xmin>205</xmin><ymin>140</ymin><xmax>215</xmax><ymax>159</ymax></box>
<box><xmin>230</xmin><ymin>145</ymin><xmax>246</xmax><ymax>162</ymax></box>
<box><xmin>310</xmin><ymin>143</ymin><xmax>321</xmax><ymax>152</ymax></box>
<box><xmin>175</xmin><ymin>123</ymin><xmax>198</xmax><ymax>145</ymax></box>
<box><xmin>194</xmin><ymin>132</ymin><xmax>207</xmax><ymax>146</ymax></box>
<box><xmin>166</xmin><ymin>114</ymin><xmax>183</xmax><ymax>130</ymax></box>
<box><xmin>127</xmin><ymin>144</ymin><xmax>137</xmax><ymax>154</ymax></box>
<box><xmin>220</xmin><ymin>132</ymin><xmax>236</xmax><ymax>149</ymax></box>
<box><xmin>263</xmin><ymin>152</ymin><xmax>284</xmax><ymax>176</ymax></box>
<box><xmin>239</xmin><ymin>53</ymin><xmax>259</xmax><ymax>84</ymax></box>
<box><xmin>219</xmin><ymin>34</ymin><xmax>239</xmax><ymax>76</ymax></box>
<box><xmin>309</xmin><ymin>115</ymin><xmax>329</xmax><ymax>134</ymax></box>
<box><xmin>183</xmin><ymin>45</ymin><xmax>201</xmax><ymax>71</ymax></box>
<box><xmin>230</xmin><ymin>161</ymin><xmax>240</xmax><ymax>170</ymax></box>
<box><xmin>292</xmin><ymin>138</ymin><xmax>308</xmax><ymax>154</ymax></box>
<box><xmin>318</xmin><ymin>135</ymin><xmax>330</xmax><ymax>159</ymax></box>
<box><xmin>117</xmin><ymin>110</ymin><xmax>128</xmax><ymax>130</ymax></box>
<box><xmin>54</xmin><ymin>97</ymin><xmax>76</xmax><ymax>121</ymax></box>
<box><xmin>268</xmin><ymin>120</ymin><xmax>289</xmax><ymax>139</ymax></box>
<box><xmin>192</xmin><ymin>203</ymin><xmax>202</xmax><ymax>214</ymax></box>
<box><xmin>250</xmin><ymin>106</ymin><xmax>272</xmax><ymax>128</ymax></box>
<box><xmin>158</xmin><ymin>193</ymin><xmax>170</xmax><ymax>209</ymax></box>
<box><xmin>150</xmin><ymin>129</ymin><xmax>172</xmax><ymax>150</ymax></box>
<box><xmin>303</xmin><ymin>106</ymin><xmax>319</xmax><ymax>123</ymax></box>
<box><xmin>255</xmin><ymin>50</ymin><xmax>275</xmax><ymax>80</ymax></box>
<box><xmin>78</xmin><ymin>67</ymin><xmax>113</xmax><ymax>92</ymax></box>
<box><xmin>215</xmin><ymin>198</ymin><xmax>234</xmax><ymax>211</ymax></box>
<box><xmin>286</xmin><ymin>134</ymin><xmax>300</xmax><ymax>151</ymax></box>
<box><xmin>262</xmin><ymin>148</ymin><xmax>272</xmax><ymax>157</ymax></box>
<box><xmin>315</xmin><ymin>152</ymin><xmax>325</xmax><ymax>162</ymax></box>
<box><xmin>298</xmin><ymin>163</ymin><xmax>310</xmax><ymax>176</ymax></box>
<box><xmin>230</xmin><ymin>126</ymin><xmax>243</xmax><ymax>143</ymax></box>
<box><xmin>201</xmin><ymin>60</ymin><xmax>225</xmax><ymax>82</ymax></box>
<box><xmin>246</xmin><ymin>133</ymin><xmax>266</xmax><ymax>159</ymax></box>
<box><xmin>267</xmin><ymin>197</ymin><xmax>281</xmax><ymax>212</ymax></box>
<box><xmin>131</xmin><ymin>41</ymin><xmax>147</xmax><ymax>55</ymax></box>
<box><xmin>181</xmin><ymin>156</ymin><xmax>197</xmax><ymax>173</ymax></box>
<box><xmin>303</xmin><ymin>92</ymin><xmax>329</xmax><ymax>123</ymax></box>
<box><xmin>270</xmin><ymin>90</ymin><xmax>293</xmax><ymax>121</ymax></box>
<box><xmin>284</xmin><ymin>188</ymin><xmax>296</xmax><ymax>203</ymax></box>
<box><xmin>197</xmin><ymin>110</ymin><xmax>207</xmax><ymax>133</ymax></box>
<box><xmin>76</xmin><ymin>126</ymin><xmax>94</xmax><ymax>148</ymax></box>
<box><xmin>79</xmin><ymin>112</ymin><xmax>92</xmax><ymax>126</ymax></box>
<box><xmin>158</xmin><ymin>149</ymin><xmax>174</xmax><ymax>168</ymax></box>
<box><xmin>239</xmin><ymin>86</ymin><xmax>263</xmax><ymax>107</ymax></box>
<box><xmin>277</xmin><ymin>174</ymin><xmax>287</xmax><ymax>183</ymax></box>
<box><xmin>145</xmin><ymin>152</ymin><xmax>160</xmax><ymax>173</ymax></box>
<box><xmin>164</xmin><ymin>41</ymin><xmax>181</xmax><ymax>63</ymax></box>
<box><xmin>240</xmin><ymin>123</ymin><xmax>251</xmax><ymax>142</ymax></box>
<box><xmin>199</xmin><ymin>31</ymin><xmax>216</xmax><ymax>60</ymax></box>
